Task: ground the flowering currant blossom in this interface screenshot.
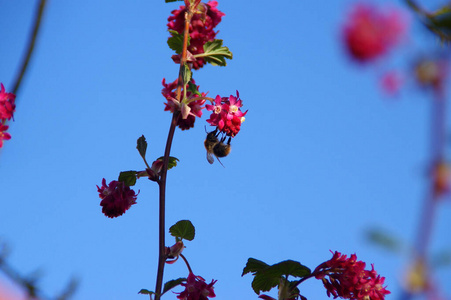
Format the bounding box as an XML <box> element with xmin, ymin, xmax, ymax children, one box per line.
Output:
<box><xmin>314</xmin><ymin>251</ymin><xmax>390</xmax><ymax>300</ymax></box>
<box><xmin>176</xmin><ymin>272</ymin><xmax>217</xmax><ymax>300</ymax></box>
<box><xmin>0</xmin><ymin>83</ymin><xmax>16</xmax><ymax>121</ymax></box>
<box><xmin>167</xmin><ymin>1</ymin><xmax>225</xmax><ymax>70</ymax></box>
<box><xmin>342</xmin><ymin>4</ymin><xmax>408</xmax><ymax>62</ymax></box>
<box><xmin>205</xmin><ymin>92</ymin><xmax>247</xmax><ymax>137</ymax></box>
<box><xmin>0</xmin><ymin>124</ymin><xmax>11</xmax><ymax>148</ymax></box>
<box><xmin>162</xmin><ymin>78</ymin><xmax>206</xmax><ymax>130</ymax></box>
<box><xmin>97</xmin><ymin>178</ymin><xmax>138</xmax><ymax>218</ymax></box>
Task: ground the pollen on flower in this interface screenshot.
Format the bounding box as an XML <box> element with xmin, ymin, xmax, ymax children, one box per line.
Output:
<box><xmin>206</xmin><ymin>92</ymin><xmax>247</xmax><ymax>137</ymax></box>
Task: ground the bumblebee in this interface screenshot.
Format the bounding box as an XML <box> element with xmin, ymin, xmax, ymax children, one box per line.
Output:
<box><xmin>204</xmin><ymin>129</ymin><xmax>231</xmax><ymax>166</ymax></box>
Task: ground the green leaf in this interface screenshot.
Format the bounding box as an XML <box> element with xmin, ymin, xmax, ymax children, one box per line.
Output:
<box><xmin>137</xmin><ymin>135</ymin><xmax>147</xmax><ymax>158</ymax></box>
<box><xmin>366</xmin><ymin>228</ymin><xmax>403</xmax><ymax>253</ymax></box>
<box><xmin>187</xmin><ymin>80</ymin><xmax>202</xmax><ymax>96</ymax></box>
<box><xmin>251</xmin><ymin>272</ymin><xmax>280</xmax><ymax>294</ymax></box>
<box><xmin>242</xmin><ymin>258</ymin><xmax>270</xmax><ymax>276</ymax></box>
<box><xmin>167</xmin><ymin>30</ymin><xmax>190</xmax><ymax>54</ymax></box>
<box><xmin>138</xmin><ymin>289</ymin><xmax>155</xmax><ymax>295</ymax></box>
<box><xmin>201</xmin><ymin>40</ymin><xmax>233</xmax><ymax>66</ymax></box>
<box><xmin>169</xmin><ymin>220</ymin><xmax>195</xmax><ymax>241</ymax></box>
<box><xmin>118</xmin><ymin>171</ymin><xmax>138</xmax><ymax>186</ymax></box>
<box><xmin>266</xmin><ymin>260</ymin><xmax>311</xmax><ymax>278</ymax></box>
<box><xmin>162</xmin><ymin>278</ymin><xmax>186</xmax><ymax>295</ymax></box>
<box><xmin>182</xmin><ymin>63</ymin><xmax>192</xmax><ymax>86</ymax></box>
<box><xmin>244</xmin><ymin>259</ymin><xmax>311</xmax><ymax>295</ymax></box>
<box><xmin>156</xmin><ymin>156</ymin><xmax>180</xmax><ymax>170</ymax></box>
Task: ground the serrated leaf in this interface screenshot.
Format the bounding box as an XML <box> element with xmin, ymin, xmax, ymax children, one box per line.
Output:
<box><xmin>251</xmin><ymin>272</ymin><xmax>280</xmax><ymax>294</ymax></box>
<box><xmin>157</xmin><ymin>156</ymin><xmax>180</xmax><ymax>170</ymax></box>
<box><xmin>266</xmin><ymin>260</ymin><xmax>311</xmax><ymax>278</ymax></box>
<box><xmin>162</xmin><ymin>278</ymin><xmax>186</xmax><ymax>295</ymax></box>
<box><xmin>246</xmin><ymin>260</ymin><xmax>310</xmax><ymax>295</ymax></box>
<box><xmin>138</xmin><ymin>289</ymin><xmax>155</xmax><ymax>295</ymax></box>
<box><xmin>167</xmin><ymin>30</ymin><xmax>190</xmax><ymax>54</ymax></box>
<box><xmin>187</xmin><ymin>81</ymin><xmax>202</xmax><ymax>96</ymax></box>
<box><xmin>137</xmin><ymin>135</ymin><xmax>147</xmax><ymax>158</ymax></box>
<box><xmin>181</xmin><ymin>63</ymin><xmax>192</xmax><ymax>85</ymax></box>
<box><xmin>242</xmin><ymin>258</ymin><xmax>270</xmax><ymax>276</ymax></box>
<box><xmin>169</xmin><ymin>220</ymin><xmax>195</xmax><ymax>241</ymax></box>
<box><xmin>202</xmin><ymin>40</ymin><xmax>233</xmax><ymax>66</ymax></box>
<box><xmin>118</xmin><ymin>171</ymin><xmax>138</xmax><ymax>186</ymax></box>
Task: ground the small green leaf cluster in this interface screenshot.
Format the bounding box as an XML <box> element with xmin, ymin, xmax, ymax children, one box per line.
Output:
<box><xmin>242</xmin><ymin>258</ymin><xmax>311</xmax><ymax>300</ymax></box>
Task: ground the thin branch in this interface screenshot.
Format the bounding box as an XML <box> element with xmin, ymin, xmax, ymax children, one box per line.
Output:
<box><xmin>12</xmin><ymin>0</ymin><xmax>47</xmax><ymax>96</ymax></box>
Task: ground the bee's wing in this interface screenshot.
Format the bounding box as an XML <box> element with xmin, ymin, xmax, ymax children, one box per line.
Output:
<box><xmin>206</xmin><ymin>152</ymin><xmax>215</xmax><ymax>164</ymax></box>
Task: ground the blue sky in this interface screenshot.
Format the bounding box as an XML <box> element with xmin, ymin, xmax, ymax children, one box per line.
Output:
<box><xmin>0</xmin><ymin>0</ymin><xmax>450</xmax><ymax>299</ymax></box>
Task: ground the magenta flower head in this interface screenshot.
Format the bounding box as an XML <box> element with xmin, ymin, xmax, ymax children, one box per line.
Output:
<box><xmin>206</xmin><ymin>91</ymin><xmax>247</xmax><ymax>137</ymax></box>
<box><xmin>0</xmin><ymin>124</ymin><xmax>11</xmax><ymax>148</ymax></box>
<box><xmin>0</xmin><ymin>83</ymin><xmax>16</xmax><ymax>121</ymax></box>
<box><xmin>97</xmin><ymin>178</ymin><xmax>138</xmax><ymax>218</ymax></box>
<box><xmin>314</xmin><ymin>251</ymin><xmax>390</xmax><ymax>300</ymax></box>
<box><xmin>342</xmin><ymin>3</ymin><xmax>408</xmax><ymax>62</ymax></box>
<box><xmin>162</xmin><ymin>78</ymin><xmax>206</xmax><ymax>130</ymax></box>
<box><xmin>167</xmin><ymin>1</ymin><xmax>225</xmax><ymax>70</ymax></box>
<box><xmin>176</xmin><ymin>273</ymin><xmax>217</xmax><ymax>300</ymax></box>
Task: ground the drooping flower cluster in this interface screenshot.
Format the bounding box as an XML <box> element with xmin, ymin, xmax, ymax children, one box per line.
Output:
<box><xmin>97</xmin><ymin>178</ymin><xmax>138</xmax><ymax>218</ymax></box>
<box><xmin>168</xmin><ymin>1</ymin><xmax>225</xmax><ymax>70</ymax></box>
<box><xmin>205</xmin><ymin>92</ymin><xmax>247</xmax><ymax>137</ymax></box>
<box><xmin>162</xmin><ymin>78</ymin><xmax>206</xmax><ymax>130</ymax></box>
<box><xmin>314</xmin><ymin>251</ymin><xmax>390</xmax><ymax>300</ymax></box>
<box><xmin>176</xmin><ymin>272</ymin><xmax>217</xmax><ymax>300</ymax></box>
<box><xmin>342</xmin><ymin>4</ymin><xmax>408</xmax><ymax>62</ymax></box>
<box><xmin>0</xmin><ymin>83</ymin><xmax>16</xmax><ymax>148</ymax></box>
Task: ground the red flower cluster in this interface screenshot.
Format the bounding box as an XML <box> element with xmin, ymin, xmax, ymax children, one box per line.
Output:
<box><xmin>97</xmin><ymin>178</ymin><xmax>138</xmax><ymax>218</ymax></box>
<box><xmin>342</xmin><ymin>4</ymin><xmax>408</xmax><ymax>62</ymax></box>
<box><xmin>0</xmin><ymin>83</ymin><xmax>16</xmax><ymax>148</ymax></box>
<box><xmin>168</xmin><ymin>1</ymin><xmax>225</xmax><ymax>70</ymax></box>
<box><xmin>176</xmin><ymin>273</ymin><xmax>217</xmax><ymax>300</ymax></box>
<box><xmin>314</xmin><ymin>251</ymin><xmax>390</xmax><ymax>300</ymax></box>
<box><xmin>162</xmin><ymin>78</ymin><xmax>206</xmax><ymax>130</ymax></box>
<box><xmin>206</xmin><ymin>92</ymin><xmax>247</xmax><ymax>137</ymax></box>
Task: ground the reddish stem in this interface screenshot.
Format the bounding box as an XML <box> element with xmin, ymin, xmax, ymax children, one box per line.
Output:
<box><xmin>153</xmin><ymin>4</ymin><xmax>195</xmax><ymax>300</ymax></box>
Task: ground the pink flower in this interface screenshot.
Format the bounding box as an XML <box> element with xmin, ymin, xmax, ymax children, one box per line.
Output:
<box><xmin>380</xmin><ymin>70</ymin><xmax>404</xmax><ymax>96</ymax></box>
<box><xmin>342</xmin><ymin>4</ymin><xmax>408</xmax><ymax>62</ymax></box>
<box><xmin>168</xmin><ymin>1</ymin><xmax>225</xmax><ymax>70</ymax></box>
<box><xmin>206</xmin><ymin>92</ymin><xmax>247</xmax><ymax>137</ymax></box>
<box><xmin>97</xmin><ymin>178</ymin><xmax>138</xmax><ymax>218</ymax></box>
<box><xmin>176</xmin><ymin>273</ymin><xmax>217</xmax><ymax>300</ymax></box>
<box><xmin>162</xmin><ymin>78</ymin><xmax>206</xmax><ymax>130</ymax></box>
<box><xmin>0</xmin><ymin>83</ymin><xmax>16</xmax><ymax>121</ymax></box>
<box><xmin>314</xmin><ymin>251</ymin><xmax>390</xmax><ymax>300</ymax></box>
<box><xmin>0</xmin><ymin>124</ymin><xmax>11</xmax><ymax>148</ymax></box>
